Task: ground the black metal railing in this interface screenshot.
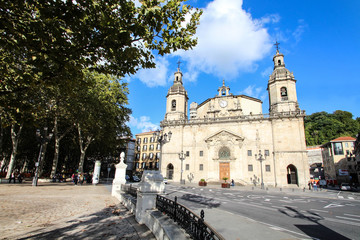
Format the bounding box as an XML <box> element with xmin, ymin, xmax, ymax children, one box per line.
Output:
<box><xmin>121</xmin><ymin>184</ymin><xmax>137</xmax><ymax>197</ymax></box>
<box><xmin>156</xmin><ymin>195</ymin><xmax>224</xmax><ymax>240</ymax></box>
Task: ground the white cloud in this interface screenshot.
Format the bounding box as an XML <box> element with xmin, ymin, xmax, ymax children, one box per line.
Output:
<box><xmin>132</xmin><ymin>56</ymin><xmax>170</xmax><ymax>87</ymax></box>
<box><xmin>128</xmin><ymin>115</ymin><xmax>159</xmax><ymax>133</ymax></box>
<box><xmin>240</xmin><ymin>85</ymin><xmax>267</xmax><ymax>101</ymax></box>
<box><xmin>261</xmin><ymin>66</ymin><xmax>273</xmax><ymax>78</ymax></box>
<box><xmin>175</xmin><ymin>0</ymin><xmax>273</xmax><ymax>79</ymax></box>
<box><xmin>293</xmin><ymin>19</ymin><xmax>307</xmax><ymax>43</ymax></box>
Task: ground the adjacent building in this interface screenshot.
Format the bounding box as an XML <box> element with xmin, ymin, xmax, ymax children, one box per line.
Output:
<box><xmin>134</xmin><ymin>131</ymin><xmax>161</xmax><ymax>176</ymax></box>
<box><xmin>159</xmin><ymin>49</ymin><xmax>310</xmax><ymax>188</ymax></box>
<box><xmin>307</xmin><ymin>146</ymin><xmax>324</xmax><ymax>181</ymax></box>
<box><xmin>321</xmin><ymin>136</ymin><xmax>357</xmax><ymax>184</ymax></box>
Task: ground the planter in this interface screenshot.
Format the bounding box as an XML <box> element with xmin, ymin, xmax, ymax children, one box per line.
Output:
<box><xmin>221</xmin><ymin>183</ymin><xmax>230</xmax><ymax>188</ymax></box>
<box><xmin>199</xmin><ymin>181</ymin><xmax>207</xmax><ymax>186</ymax></box>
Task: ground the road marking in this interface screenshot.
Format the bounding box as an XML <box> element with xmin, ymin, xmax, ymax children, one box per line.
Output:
<box><xmin>348</xmin><ymin>197</ymin><xmax>354</xmax><ymax>200</ymax></box>
<box><xmin>336</xmin><ymin>216</ymin><xmax>360</xmax><ymax>222</ymax></box>
<box><xmin>325</xmin><ymin>217</ymin><xmax>360</xmax><ymax>226</ymax></box>
<box><xmin>338</xmin><ymin>196</ymin><xmax>344</xmax><ymax>199</ymax></box>
<box><xmin>324</xmin><ymin>203</ymin><xmax>344</xmax><ymax>208</ymax></box>
<box><xmin>264</xmin><ymin>199</ymin><xmax>271</xmax><ymax>201</ymax></box>
<box><xmin>344</xmin><ymin>213</ymin><xmax>360</xmax><ymax>218</ymax></box>
<box><xmin>310</xmin><ymin>209</ymin><xmax>328</xmax><ymax>213</ymax></box>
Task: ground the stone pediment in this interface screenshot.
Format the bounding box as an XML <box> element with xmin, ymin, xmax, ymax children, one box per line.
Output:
<box><xmin>205</xmin><ymin>130</ymin><xmax>244</xmax><ymax>148</ymax></box>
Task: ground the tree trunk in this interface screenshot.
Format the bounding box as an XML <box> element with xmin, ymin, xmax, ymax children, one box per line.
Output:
<box><xmin>5</xmin><ymin>124</ymin><xmax>23</xmax><ymax>179</ymax></box>
<box><xmin>50</xmin><ymin>116</ymin><xmax>74</xmax><ymax>178</ymax></box>
<box><xmin>38</xmin><ymin>142</ymin><xmax>48</xmax><ymax>177</ymax></box>
<box><xmin>77</xmin><ymin>124</ymin><xmax>93</xmax><ymax>173</ymax></box>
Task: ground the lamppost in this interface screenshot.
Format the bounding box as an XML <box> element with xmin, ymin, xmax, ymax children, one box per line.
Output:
<box><xmin>178</xmin><ymin>150</ymin><xmax>186</xmax><ymax>184</ymax></box>
<box><xmin>153</xmin><ymin>130</ymin><xmax>172</xmax><ymax>172</ymax></box>
<box><xmin>32</xmin><ymin>127</ymin><xmax>53</xmax><ymax>187</ymax></box>
<box><xmin>255</xmin><ymin>150</ymin><xmax>266</xmax><ymax>189</ymax></box>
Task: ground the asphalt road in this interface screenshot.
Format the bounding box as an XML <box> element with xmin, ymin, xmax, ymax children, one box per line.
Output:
<box><xmin>164</xmin><ymin>184</ymin><xmax>360</xmax><ymax>240</ymax></box>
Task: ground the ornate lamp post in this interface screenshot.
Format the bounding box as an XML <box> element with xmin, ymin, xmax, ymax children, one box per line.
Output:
<box><xmin>153</xmin><ymin>130</ymin><xmax>172</xmax><ymax>171</ymax></box>
<box><xmin>32</xmin><ymin>127</ymin><xmax>53</xmax><ymax>187</ymax></box>
<box><xmin>255</xmin><ymin>150</ymin><xmax>266</xmax><ymax>189</ymax></box>
<box><xmin>178</xmin><ymin>150</ymin><xmax>186</xmax><ymax>184</ymax></box>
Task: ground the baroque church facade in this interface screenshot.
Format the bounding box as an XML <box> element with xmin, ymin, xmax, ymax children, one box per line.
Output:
<box><xmin>160</xmin><ymin>50</ymin><xmax>310</xmax><ymax>188</ymax></box>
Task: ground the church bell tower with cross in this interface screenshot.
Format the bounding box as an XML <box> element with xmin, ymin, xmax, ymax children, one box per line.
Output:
<box><xmin>164</xmin><ymin>61</ymin><xmax>189</xmax><ymax>121</ymax></box>
<box><xmin>267</xmin><ymin>42</ymin><xmax>300</xmax><ymax>114</ymax></box>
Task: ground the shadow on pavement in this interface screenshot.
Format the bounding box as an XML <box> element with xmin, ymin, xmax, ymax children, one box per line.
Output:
<box><xmin>278</xmin><ymin>206</ymin><xmax>350</xmax><ymax>240</ymax></box>
<box><xmin>181</xmin><ymin>193</ymin><xmax>221</xmax><ymax>208</ymax></box>
<box><xmin>14</xmin><ymin>204</ymin><xmax>153</xmax><ymax>240</ymax></box>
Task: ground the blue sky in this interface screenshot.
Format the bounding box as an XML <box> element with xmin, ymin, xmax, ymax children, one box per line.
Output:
<box><xmin>127</xmin><ymin>0</ymin><xmax>360</xmax><ymax>137</ymax></box>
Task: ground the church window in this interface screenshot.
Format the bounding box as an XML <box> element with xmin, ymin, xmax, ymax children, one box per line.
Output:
<box><xmin>186</xmin><ymin>151</ymin><xmax>190</xmax><ymax>157</ymax></box>
<box><xmin>278</xmin><ymin>60</ymin><xmax>282</xmax><ymax>66</ymax></box>
<box><xmin>171</xmin><ymin>100</ymin><xmax>176</xmax><ymax>111</ymax></box>
<box><xmin>247</xmin><ymin>150</ymin><xmax>252</xmax><ymax>156</ymax></box>
<box><xmin>176</xmin><ymin>76</ymin><xmax>178</xmax><ymax>81</ymax></box>
<box><xmin>265</xmin><ymin>150</ymin><xmax>270</xmax><ymax>156</ymax></box>
<box><xmin>248</xmin><ymin>164</ymin><xmax>253</xmax><ymax>171</ymax></box>
<box><xmin>219</xmin><ymin>147</ymin><xmax>230</xmax><ymax>159</ymax></box>
<box><xmin>200</xmin><ymin>151</ymin><xmax>203</xmax><ymax>156</ymax></box>
<box><xmin>280</xmin><ymin>87</ymin><xmax>287</xmax><ymax>97</ymax></box>
<box><xmin>186</xmin><ymin>164</ymin><xmax>189</xmax><ymax>170</ymax></box>
<box><xmin>266</xmin><ymin>165</ymin><xmax>271</xmax><ymax>172</ymax></box>
<box><xmin>199</xmin><ymin>164</ymin><xmax>204</xmax><ymax>171</ymax></box>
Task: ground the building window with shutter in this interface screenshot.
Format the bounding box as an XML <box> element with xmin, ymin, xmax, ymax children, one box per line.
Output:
<box><xmin>199</xmin><ymin>164</ymin><xmax>203</xmax><ymax>171</ymax></box>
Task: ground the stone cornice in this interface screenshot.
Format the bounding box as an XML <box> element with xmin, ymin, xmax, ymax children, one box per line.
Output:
<box><xmin>160</xmin><ymin>110</ymin><xmax>306</xmax><ymax>128</ymax></box>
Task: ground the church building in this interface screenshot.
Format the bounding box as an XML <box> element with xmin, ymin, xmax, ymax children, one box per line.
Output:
<box><xmin>160</xmin><ymin>49</ymin><xmax>310</xmax><ymax>188</ymax></box>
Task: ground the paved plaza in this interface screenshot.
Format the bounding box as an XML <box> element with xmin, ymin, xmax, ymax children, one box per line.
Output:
<box><xmin>0</xmin><ymin>181</ymin><xmax>155</xmax><ymax>240</ymax></box>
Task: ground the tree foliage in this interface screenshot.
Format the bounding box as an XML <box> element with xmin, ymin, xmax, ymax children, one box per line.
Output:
<box><xmin>305</xmin><ymin>110</ymin><xmax>360</xmax><ymax>146</ymax></box>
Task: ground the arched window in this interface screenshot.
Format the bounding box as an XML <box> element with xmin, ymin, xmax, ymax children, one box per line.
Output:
<box><xmin>280</xmin><ymin>87</ymin><xmax>287</xmax><ymax>97</ymax></box>
<box><xmin>171</xmin><ymin>100</ymin><xmax>176</xmax><ymax>111</ymax></box>
<box><xmin>218</xmin><ymin>146</ymin><xmax>231</xmax><ymax>159</ymax></box>
<box><xmin>278</xmin><ymin>60</ymin><xmax>282</xmax><ymax>66</ymax></box>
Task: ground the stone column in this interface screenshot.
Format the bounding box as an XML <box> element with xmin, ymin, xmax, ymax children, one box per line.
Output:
<box><xmin>135</xmin><ymin>170</ymin><xmax>165</xmax><ymax>224</ymax></box>
<box><xmin>112</xmin><ymin>152</ymin><xmax>127</xmax><ymax>197</ymax></box>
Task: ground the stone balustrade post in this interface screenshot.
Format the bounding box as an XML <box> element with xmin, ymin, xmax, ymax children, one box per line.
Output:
<box><xmin>112</xmin><ymin>152</ymin><xmax>127</xmax><ymax>197</ymax></box>
<box><xmin>135</xmin><ymin>170</ymin><xmax>165</xmax><ymax>224</ymax></box>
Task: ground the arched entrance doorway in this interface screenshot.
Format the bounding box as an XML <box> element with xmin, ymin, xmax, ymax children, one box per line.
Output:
<box><xmin>287</xmin><ymin>164</ymin><xmax>298</xmax><ymax>185</ymax></box>
<box><xmin>166</xmin><ymin>164</ymin><xmax>174</xmax><ymax>180</ymax></box>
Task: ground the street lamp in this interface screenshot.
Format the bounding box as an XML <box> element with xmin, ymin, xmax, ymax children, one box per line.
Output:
<box><xmin>255</xmin><ymin>150</ymin><xmax>266</xmax><ymax>189</ymax></box>
<box><xmin>178</xmin><ymin>150</ymin><xmax>186</xmax><ymax>184</ymax></box>
<box><xmin>153</xmin><ymin>130</ymin><xmax>172</xmax><ymax>171</ymax></box>
<box><xmin>32</xmin><ymin>127</ymin><xmax>53</xmax><ymax>187</ymax></box>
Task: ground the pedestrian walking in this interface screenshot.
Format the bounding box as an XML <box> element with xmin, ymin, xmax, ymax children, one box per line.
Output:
<box><xmin>231</xmin><ymin>179</ymin><xmax>235</xmax><ymax>187</ymax></box>
<box><xmin>313</xmin><ymin>181</ymin><xmax>318</xmax><ymax>191</ymax></box>
<box><xmin>8</xmin><ymin>172</ymin><xmax>15</xmax><ymax>183</ymax></box>
<box><xmin>308</xmin><ymin>181</ymin><xmax>311</xmax><ymax>190</ymax></box>
<box><xmin>17</xmin><ymin>173</ymin><xmax>22</xmax><ymax>183</ymax></box>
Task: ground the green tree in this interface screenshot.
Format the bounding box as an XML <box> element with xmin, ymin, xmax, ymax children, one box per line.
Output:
<box><xmin>305</xmin><ymin>111</ymin><xmax>360</xmax><ymax>146</ymax></box>
<box><xmin>74</xmin><ymin>71</ymin><xmax>131</xmax><ymax>173</ymax></box>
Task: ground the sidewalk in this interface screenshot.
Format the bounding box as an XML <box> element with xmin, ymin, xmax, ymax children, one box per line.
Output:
<box><xmin>0</xmin><ymin>181</ymin><xmax>155</xmax><ymax>240</ymax></box>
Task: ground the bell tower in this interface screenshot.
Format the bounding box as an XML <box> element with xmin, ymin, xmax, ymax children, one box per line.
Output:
<box><xmin>165</xmin><ymin>64</ymin><xmax>188</xmax><ymax>121</ymax></box>
<box><xmin>267</xmin><ymin>43</ymin><xmax>300</xmax><ymax>114</ymax></box>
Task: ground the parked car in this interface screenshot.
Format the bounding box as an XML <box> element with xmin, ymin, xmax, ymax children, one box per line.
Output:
<box><xmin>132</xmin><ymin>175</ymin><xmax>141</xmax><ymax>182</ymax></box>
<box><xmin>340</xmin><ymin>183</ymin><xmax>351</xmax><ymax>191</ymax></box>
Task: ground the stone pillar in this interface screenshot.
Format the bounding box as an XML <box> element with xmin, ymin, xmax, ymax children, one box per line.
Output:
<box><xmin>112</xmin><ymin>152</ymin><xmax>127</xmax><ymax>197</ymax></box>
<box><xmin>135</xmin><ymin>170</ymin><xmax>165</xmax><ymax>224</ymax></box>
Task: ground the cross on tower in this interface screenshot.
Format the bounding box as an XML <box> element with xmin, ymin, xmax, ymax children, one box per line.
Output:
<box><xmin>177</xmin><ymin>59</ymin><xmax>182</xmax><ymax>70</ymax></box>
<box><xmin>274</xmin><ymin>41</ymin><xmax>280</xmax><ymax>51</ymax></box>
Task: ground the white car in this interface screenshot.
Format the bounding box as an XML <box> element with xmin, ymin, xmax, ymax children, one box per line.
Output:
<box><xmin>340</xmin><ymin>183</ymin><xmax>351</xmax><ymax>191</ymax></box>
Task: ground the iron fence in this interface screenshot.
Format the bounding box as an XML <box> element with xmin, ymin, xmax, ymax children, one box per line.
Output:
<box><xmin>156</xmin><ymin>195</ymin><xmax>224</xmax><ymax>240</ymax></box>
<box><xmin>121</xmin><ymin>184</ymin><xmax>137</xmax><ymax>197</ymax></box>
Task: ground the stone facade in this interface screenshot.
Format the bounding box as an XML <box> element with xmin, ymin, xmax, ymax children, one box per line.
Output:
<box><xmin>160</xmin><ymin>50</ymin><xmax>310</xmax><ymax>188</ymax></box>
